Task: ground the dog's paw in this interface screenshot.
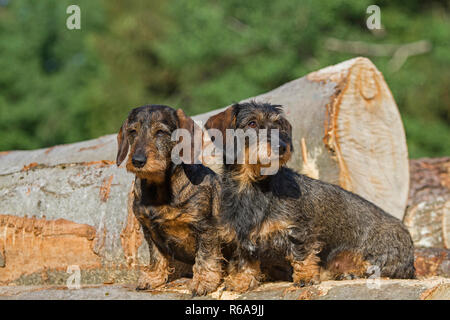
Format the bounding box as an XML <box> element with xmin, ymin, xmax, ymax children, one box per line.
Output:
<box><xmin>224</xmin><ymin>273</ymin><xmax>260</xmax><ymax>293</ymax></box>
<box><xmin>335</xmin><ymin>273</ymin><xmax>359</xmax><ymax>281</ymax></box>
<box><xmin>293</xmin><ymin>276</ymin><xmax>321</xmax><ymax>288</ymax></box>
<box><xmin>189</xmin><ymin>273</ymin><xmax>221</xmax><ymax>297</ymax></box>
<box><xmin>136</xmin><ymin>269</ymin><xmax>168</xmax><ymax>291</ymax></box>
<box><xmin>190</xmin><ymin>262</ymin><xmax>223</xmax><ymax>296</ymax></box>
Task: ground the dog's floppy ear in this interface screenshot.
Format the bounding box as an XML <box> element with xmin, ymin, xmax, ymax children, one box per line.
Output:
<box><xmin>176</xmin><ymin>108</ymin><xmax>195</xmax><ymax>134</ymax></box>
<box><xmin>204</xmin><ymin>105</ymin><xmax>237</xmax><ymax>146</ymax></box>
<box><xmin>279</xmin><ymin>115</ymin><xmax>294</xmax><ymax>152</ymax></box>
<box><xmin>116</xmin><ymin>120</ymin><xmax>129</xmax><ymax>167</ymax></box>
<box><xmin>175</xmin><ymin>109</ymin><xmax>201</xmax><ymax>164</ymax></box>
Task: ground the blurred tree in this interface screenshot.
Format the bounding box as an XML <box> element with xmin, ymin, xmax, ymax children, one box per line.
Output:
<box><xmin>0</xmin><ymin>0</ymin><xmax>105</xmax><ymax>150</ymax></box>
<box><xmin>154</xmin><ymin>0</ymin><xmax>450</xmax><ymax>157</ymax></box>
<box><xmin>85</xmin><ymin>0</ymin><xmax>169</xmax><ymax>137</ymax></box>
<box><xmin>0</xmin><ymin>0</ymin><xmax>448</xmax><ymax>158</ymax></box>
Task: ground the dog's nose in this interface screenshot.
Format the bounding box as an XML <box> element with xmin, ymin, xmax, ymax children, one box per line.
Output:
<box><xmin>132</xmin><ymin>154</ymin><xmax>147</xmax><ymax>168</ymax></box>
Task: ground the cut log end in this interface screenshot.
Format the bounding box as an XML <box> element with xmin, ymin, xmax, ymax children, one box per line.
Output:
<box><xmin>307</xmin><ymin>57</ymin><xmax>409</xmax><ymax>219</ymax></box>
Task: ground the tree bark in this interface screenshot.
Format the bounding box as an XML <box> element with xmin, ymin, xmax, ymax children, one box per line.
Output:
<box><xmin>404</xmin><ymin>157</ymin><xmax>450</xmax><ymax>249</ymax></box>
<box><xmin>408</xmin><ymin>157</ymin><xmax>450</xmax><ymax>207</ymax></box>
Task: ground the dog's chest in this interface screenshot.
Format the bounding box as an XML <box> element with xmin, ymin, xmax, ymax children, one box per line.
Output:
<box><xmin>221</xmin><ymin>178</ymin><xmax>291</xmax><ymax>257</ymax></box>
<box><xmin>222</xmin><ymin>188</ymin><xmax>277</xmax><ymax>242</ymax></box>
<box><xmin>134</xmin><ymin>201</ymin><xmax>197</xmax><ymax>255</ymax></box>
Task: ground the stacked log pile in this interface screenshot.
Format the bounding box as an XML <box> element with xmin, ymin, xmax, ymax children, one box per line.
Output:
<box><xmin>0</xmin><ymin>57</ymin><xmax>448</xmax><ymax>288</ymax></box>
<box><xmin>404</xmin><ymin>157</ymin><xmax>450</xmax><ymax>278</ymax></box>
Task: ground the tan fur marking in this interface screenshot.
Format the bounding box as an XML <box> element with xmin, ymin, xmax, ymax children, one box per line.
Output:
<box><xmin>325</xmin><ymin>251</ymin><xmax>370</xmax><ymax>280</ymax></box>
<box><xmin>190</xmin><ymin>250</ymin><xmax>223</xmax><ymax>295</ymax></box>
<box><xmin>218</xmin><ymin>225</ymin><xmax>237</xmax><ymax>244</ymax></box>
<box><xmin>162</xmin><ymin>222</ymin><xmax>196</xmax><ymax>254</ymax></box>
<box><xmin>225</xmin><ymin>260</ymin><xmax>263</xmax><ymax>293</ymax></box>
<box><xmin>291</xmin><ymin>252</ymin><xmax>321</xmax><ymax>284</ymax></box>
<box><xmin>249</xmin><ymin>220</ymin><xmax>290</xmax><ymax>243</ymax></box>
<box><xmin>233</xmin><ymin>164</ymin><xmax>261</xmax><ymax>192</ymax></box>
<box><xmin>233</xmin><ymin>142</ymin><xmax>292</xmax><ymax>192</ymax></box>
<box><xmin>269</xmin><ymin>112</ymin><xmax>281</xmax><ymax>122</ymax></box>
<box><xmin>125</xmin><ymin>137</ymin><xmax>168</xmax><ymax>184</ymax></box>
<box><xmin>137</xmin><ymin>256</ymin><xmax>172</xmax><ymax>290</ymax></box>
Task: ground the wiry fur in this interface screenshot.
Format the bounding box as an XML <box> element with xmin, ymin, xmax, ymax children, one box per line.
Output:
<box><xmin>205</xmin><ymin>101</ymin><xmax>415</xmax><ymax>292</ymax></box>
<box><xmin>117</xmin><ymin>105</ymin><xmax>223</xmax><ymax>296</ymax></box>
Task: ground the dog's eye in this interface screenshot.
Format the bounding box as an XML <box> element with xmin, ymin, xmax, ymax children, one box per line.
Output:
<box><xmin>248</xmin><ymin>121</ymin><xmax>257</xmax><ymax>128</ymax></box>
<box><xmin>128</xmin><ymin>129</ymin><xmax>137</xmax><ymax>136</ymax></box>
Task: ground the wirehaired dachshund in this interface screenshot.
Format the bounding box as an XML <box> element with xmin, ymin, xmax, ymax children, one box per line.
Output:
<box><xmin>205</xmin><ymin>101</ymin><xmax>415</xmax><ymax>292</ymax></box>
<box><xmin>116</xmin><ymin>104</ymin><xmax>223</xmax><ymax>295</ymax></box>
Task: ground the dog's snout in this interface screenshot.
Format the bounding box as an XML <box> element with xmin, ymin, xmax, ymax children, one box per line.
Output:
<box><xmin>132</xmin><ymin>154</ymin><xmax>147</xmax><ymax>168</ymax></box>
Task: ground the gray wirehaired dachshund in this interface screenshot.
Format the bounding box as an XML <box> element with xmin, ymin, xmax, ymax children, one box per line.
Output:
<box><xmin>205</xmin><ymin>101</ymin><xmax>415</xmax><ymax>292</ymax></box>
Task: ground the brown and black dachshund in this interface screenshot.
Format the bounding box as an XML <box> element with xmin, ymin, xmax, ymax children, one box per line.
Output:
<box><xmin>116</xmin><ymin>104</ymin><xmax>223</xmax><ymax>295</ymax></box>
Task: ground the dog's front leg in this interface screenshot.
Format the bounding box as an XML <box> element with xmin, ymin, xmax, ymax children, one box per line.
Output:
<box><xmin>136</xmin><ymin>226</ymin><xmax>171</xmax><ymax>290</ymax></box>
<box><xmin>190</xmin><ymin>229</ymin><xmax>223</xmax><ymax>296</ymax></box>
<box><xmin>224</xmin><ymin>248</ymin><xmax>263</xmax><ymax>293</ymax></box>
<box><xmin>288</xmin><ymin>241</ymin><xmax>321</xmax><ymax>287</ymax></box>
<box><xmin>289</xmin><ymin>251</ymin><xmax>321</xmax><ymax>287</ymax></box>
<box><xmin>286</xmin><ymin>225</ymin><xmax>321</xmax><ymax>287</ymax></box>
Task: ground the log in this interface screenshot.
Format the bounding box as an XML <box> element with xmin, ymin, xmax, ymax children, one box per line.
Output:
<box><xmin>407</xmin><ymin>157</ymin><xmax>450</xmax><ymax>208</ymax></box>
<box><xmin>0</xmin><ymin>278</ymin><xmax>449</xmax><ymax>300</ymax></box>
<box><xmin>414</xmin><ymin>247</ymin><xmax>450</xmax><ymax>278</ymax></box>
<box><xmin>0</xmin><ymin>57</ymin><xmax>410</xmax><ymax>285</ymax></box>
<box><xmin>404</xmin><ymin>157</ymin><xmax>450</xmax><ymax>248</ymax></box>
<box><xmin>404</xmin><ymin>199</ymin><xmax>450</xmax><ymax>249</ymax></box>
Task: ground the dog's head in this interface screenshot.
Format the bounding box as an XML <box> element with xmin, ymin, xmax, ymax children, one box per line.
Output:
<box><xmin>116</xmin><ymin>105</ymin><xmax>195</xmax><ymax>184</ymax></box>
<box><xmin>205</xmin><ymin>101</ymin><xmax>293</xmax><ymax>181</ymax></box>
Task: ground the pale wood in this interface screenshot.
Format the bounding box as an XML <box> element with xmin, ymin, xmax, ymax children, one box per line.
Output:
<box><xmin>304</xmin><ymin>58</ymin><xmax>409</xmax><ymax>219</ymax></box>
<box><xmin>404</xmin><ymin>200</ymin><xmax>449</xmax><ymax>248</ymax></box>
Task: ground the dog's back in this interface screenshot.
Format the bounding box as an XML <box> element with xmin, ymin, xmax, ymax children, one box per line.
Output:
<box><xmin>292</xmin><ymin>171</ymin><xmax>416</xmax><ymax>279</ymax></box>
<box><xmin>220</xmin><ymin>166</ymin><xmax>415</xmax><ymax>280</ymax></box>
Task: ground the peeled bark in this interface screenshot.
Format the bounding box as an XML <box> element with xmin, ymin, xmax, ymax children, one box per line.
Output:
<box><xmin>408</xmin><ymin>157</ymin><xmax>450</xmax><ymax>207</ymax></box>
<box><xmin>0</xmin><ymin>57</ymin><xmax>410</xmax><ymax>285</ymax></box>
<box><xmin>414</xmin><ymin>247</ymin><xmax>450</xmax><ymax>278</ymax></box>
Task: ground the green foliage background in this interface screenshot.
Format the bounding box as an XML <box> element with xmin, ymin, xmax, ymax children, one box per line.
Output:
<box><xmin>0</xmin><ymin>0</ymin><xmax>449</xmax><ymax>158</ymax></box>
